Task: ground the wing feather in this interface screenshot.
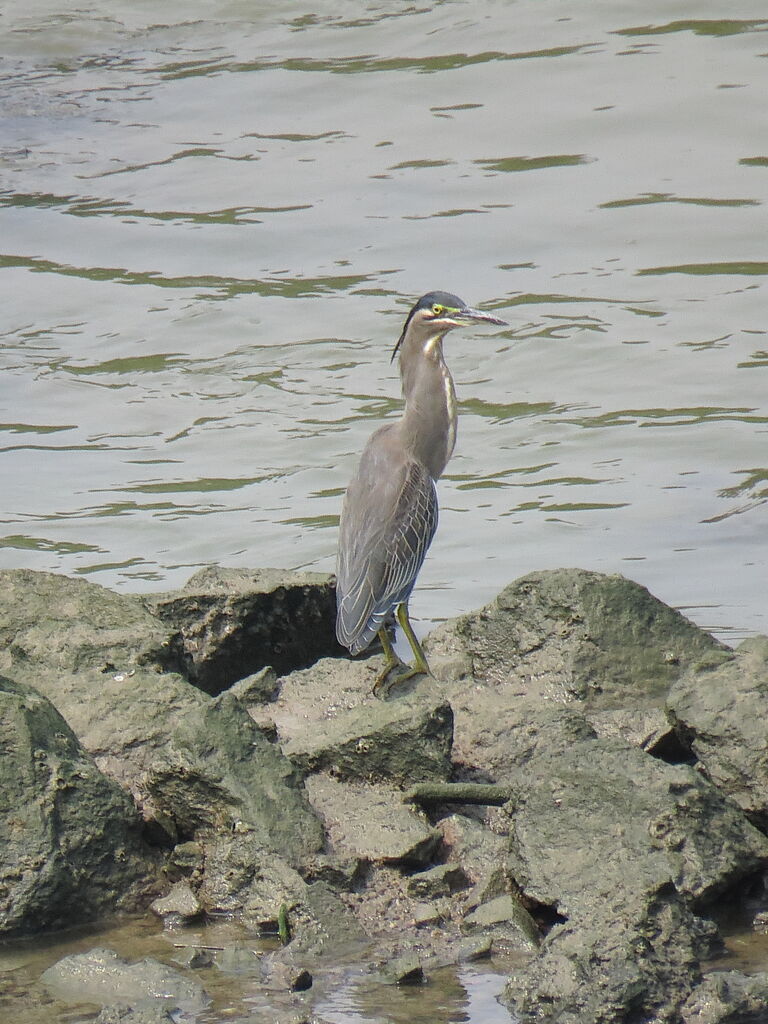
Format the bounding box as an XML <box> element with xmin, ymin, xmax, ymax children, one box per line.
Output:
<box><xmin>336</xmin><ymin>431</ymin><xmax>438</xmax><ymax>655</ymax></box>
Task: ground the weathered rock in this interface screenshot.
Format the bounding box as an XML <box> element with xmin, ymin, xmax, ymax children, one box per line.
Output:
<box><xmin>269</xmin><ymin>654</ymin><xmax>378</xmax><ymax>728</ymax></box>
<box><xmin>195</xmin><ymin>829</ymin><xmax>367</xmax><ymax>954</ymax></box>
<box><xmin>456</xmin><ymin>935</ymin><xmax>493</xmax><ymax>961</ymax></box>
<box><xmin>150</xmin><ymin>881</ymin><xmax>203</xmax><ymax>927</ymax></box>
<box><xmin>438</xmin><ymin>813</ymin><xmax>509</xmax><ymax>904</ymax></box>
<box><xmin>587</xmin><ymin>704</ymin><xmax>678</xmax><ymax>756</ymax></box>
<box><xmin>0</xmin><ymin>675</ymin><xmax>156</xmax><ymax>936</ymax></box>
<box><xmin>507</xmin><ymin>737</ymin><xmax>768</xmax><ymax>913</ymax></box>
<box><xmin>96</xmin><ymin>1006</ymin><xmax>175</xmax><ymax>1024</ymax></box>
<box><xmin>502</xmin><ymin>735</ymin><xmax>768</xmax><ymax>1023</ymax></box>
<box><xmin>229</xmin><ymin>665</ymin><xmax>280</xmax><ymax>705</ymax></box>
<box><xmin>667</xmin><ymin>637</ymin><xmax>768</xmax><ymax>829</ymax></box>
<box><xmin>263</xmin><ymin>959</ymin><xmax>313</xmax><ymax>991</ymax></box>
<box><xmin>412</xmin><ymin>901</ymin><xmax>446</xmax><ymax>926</ymax></box>
<box><xmin>461</xmin><ymin>894</ymin><xmax>540</xmax><ymax>950</ymax></box>
<box><xmin>406</xmin><ymin>863</ymin><xmax>470</xmax><ymax>900</ymax></box>
<box><xmin>197</xmin><ymin>833</ymin><xmax>306</xmax><ymax>918</ymax></box>
<box><xmin>504</xmin><ymin>883</ymin><xmax>707</xmax><ymax>1024</ymax></box>
<box><xmin>380</xmin><ymin>953</ymin><xmax>425</xmax><ymax>985</ymax></box>
<box><xmin>41</xmin><ymin>947</ymin><xmax>208</xmax><ymax>1015</ymax></box>
<box><xmin>143</xmin><ymin>566</ymin><xmax>340</xmax><ymax>693</ymax></box>
<box><xmin>283</xmin><ymin>695</ymin><xmax>454</xmax><ymax>786</ymax></box>
<box><xmin>0</xmin><ymin>569</ymin><xmax>175</xmax><ymax>680</ymax></box>
<box><xmin>166</xmin><ymin>840</ymin><xmax>203</xmax><ymax>881</ymax></box>
<box><xmin>426</xmin><ymin>569</ymin><xmax>726</xmax><ymax>704</ymax></box>
<box><xmin>278</xmin><ymin>880</ymin><xmax>368</xmax><ymax>955</ymax></box>
<box><xmin>681</xmin><ymin>970</ymin><xmax>768</xmax><ymax>1023</ymax></box>
<box><xmin>19</xmin><ymin>666</ymin><xmax>207</xmax><ymax>811</ymax></box>
<box><xmin>447</xmin><ymin>699</ymin><xmax>596</xmax><ymax>785</ymax></box>
<box><xmin>305</xmin><ymin>773</ymin><xmax>440</xmax><ymax>866</ymax></box>
<box><xmin>144</xmin><ymin>692</ymin><xmax>323</xmax><ymax>864</ymax></box>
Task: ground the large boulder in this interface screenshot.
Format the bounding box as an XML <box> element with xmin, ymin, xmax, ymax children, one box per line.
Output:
<box><xmin>506</xmin><ymin>882</ymin><xmax>707</xmax><ymax>1024</ymax></box>
<box><xmin>0</xmin><ymin>569</ymin><xmax>174</xmax><ymax>680</ymax></box>
<box><xmin>144</xmin><ymin>692</ymin><xmax>324</xmax><ymax>864</ymax></box>
<box><xmin>143</xmin><ymin>566</ymin><xmax>341</xmax><ymax>692</ymax></box>
<box><xmin>425</xmin><ymin>568</ymin><xmax>726</xmax><ymax>703</ymax></box>
<box><xmin>681</xmin><ymin>970</ymin><xmax>768</xmax><ymax>1023</ymax></box>
<box><xmin>259</xmin><ymin>656</ymin><xmax>454</xmax><ymax>786</ymax></box>
<box><xmin>502</xmin><ymin>736</ymin><xmax>768</xmax><ymax>1023</ymax></box>
<box><xmin>667</xmin><ymin>636</ymin><xmax>768</xmax><ymax>829</ymax></box>
<box><xmin>14</xmin><ymin>666</ymin><xmax>207</xmax><ymax>811</ymax></box>
<box><xmin>0</xmin><ymin>676</ymin><xmax>156</xmax><ymax>936</ymax></box>
<box><xmin>507</xmin><ymin>737</ymin><xmax>768</xmax><ymax>913</ymax></box>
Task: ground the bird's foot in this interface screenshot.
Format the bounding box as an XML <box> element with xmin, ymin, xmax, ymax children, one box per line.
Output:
<box><xmin>372</xmin><ymin>660</ymin><xmax>431</xmax><ymax>699</ymax></box>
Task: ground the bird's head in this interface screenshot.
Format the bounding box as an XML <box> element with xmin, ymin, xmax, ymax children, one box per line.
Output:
<box><xmin>392</xmin><ymin>290</ymin><xmax>507</xmax><ymax>361</ymax></box>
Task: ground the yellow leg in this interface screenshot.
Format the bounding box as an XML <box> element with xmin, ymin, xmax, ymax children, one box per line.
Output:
<box><xmin>397</xmin><ymin>602</ymin><xmax>432</xmax><ymax>678</ymax></box>
<box><xmin>372</xmin><ymin>625</ymin><xmax>406</xmax><ymax>698</ymax></box>
<box><xmin>372</xmin><ymin>602</ymin><xmax>432</xmax><ymax>698</ymax></box>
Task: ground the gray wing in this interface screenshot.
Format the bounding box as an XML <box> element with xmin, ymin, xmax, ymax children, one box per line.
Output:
<box><xmin>336</xmin><ymin>430</ymin><xmax>438</xmax><ymax>655</ymax></box>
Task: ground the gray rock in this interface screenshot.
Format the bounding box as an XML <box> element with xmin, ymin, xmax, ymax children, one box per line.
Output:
<box><xmin>263</xmin><ymin>654</ymin><xmax>453</xmax><ymax>786</ymax></box>
<box><xmin>0</xmin><ymin>573</ymin><xmax>209</xmax><ymax>832</ymax></box>
<box><xmin>0</xmin><ymin>676</ymin><xmax>155</xmax><ymax>936</ymax></box>
<box><xmin>412</xmin><ymin>901</ymin><xmax>445</xmax><ymax>926</ymax></box>
<box><xmin>667</xmin><ymin>636</ymin><xmax>768</xmax><ymax>828</ymax></box>
<box><xmin>587</xmin><ymin>704</ymin><xmax>677</xmax><ymax>755</ymax></box>
<box><xmin>143</xmin><ymin>566</ymin><xmax>340</xmax><ymax>693</ymax></box>
<box><xmin>229</xmin><ymin>665</ymin><xmax>280</xmax><ymax>705</ymax></box>
<box><xmin>0</xmin><ymin>569</ymin><xmax>175</xmax><ymax>681</ymax></box>
<box><xmin>283</xmin><ymin>694</ymin><xmax>454</xmax><ymax>787</ymax></box>
<box><xmin>273</xmin><ymin>880</ymin><xmax>369</xmax><ymax>956</ymax></box>
<box><xmin>263</xmin><ymin>960</ymin><xmax>313</xmax><ymax>991</ymax></box>
<box><xmin>456</xmin><ymin>935</ymin><xmax>493</xmax><ymax>962</ymax></box>
<box><xmin>437</xmin><ymin>813</ymin><xmax>509</xmax><ymax>904</ymax></box>
<box><xmin>41</xmin><ymin>946</ymin><xmax>208</xmax><ymax>1014</ymax></box>
<box><xmin>681</xmin><ymin>970</ymin><xmax>768</xmax><ymax>1023</ymax></box>
<box><xmin>461</xmin><ymin>894</ymin><xmax>540</xmax><ymax>950</ymax></box>
<box><xmin>305</xmin><ymin>773</ymin><xmax>440</xmax><ymax>866</ymax></box>
<box><xmin>438</xmin><ymin>811</ymin><xmax>512</xmax><ymax>884</ymax></box>
<box><xmin>96</xmin><ymin>1006</ymin><xmax>175</xmax><ymax>1024</ymax></box>
<box><xmin>426</xmin><ymin>568</ymin><xmax>726</xmax><ymax>704</ymax></box>
<box><xmin>166</xmin><ymin>840</ymin><xmax>204</xmax><ymax>881</ymax></box>
<box><xmin>406</xmin><ymin>863</ymin><xmax>470</xmax><ymax>900</ymax></box>
<box><xmin>505</xmin><ymin>883</ymin><xmax>706</xmax><ymax>1024</ymax></box>
<box><xmin>448</xmin><ymin>699</ymin><xmax>596</xmax><ymax>786</ymax></box>
<box><xmin>196</xmin><ymin>832</ymin><xmax>306</xmax><ymax>918</ymax></box>
<box><xmin>502</xmin><ymin>735</ymin><xmax>768</xmax><ymax>1023</ymax></box>
<box><xmin>144</xmin><ymin>692</ymin><xmax>323</xmax><ymax>864</ymax></box>
<box><xmin>380</xmin><ymin>953</ymin><xmax>425</xmax><ymax>985</ymax></box>
<box><xmin>150</xmin><ymin>881</ymin><xmax>202</xmax><ymax>926</ymax></box>
<box><xmin>195</xmin><ymin>832</ymin><xmax>366</xmax><ymax>954</ymax></box>
<box><xmin>507</xmin><ymin>737</ymin><xmax>768</xmax><ymax>913</ymax></box>
<box><xmin>22</xmin><ymin>665</ymin><xmax>207</xmax><ymax>811</ymax></box>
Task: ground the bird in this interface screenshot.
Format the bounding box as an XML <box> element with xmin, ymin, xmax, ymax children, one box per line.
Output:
<box><xmin>335</xmin><ymin>291</ymin><xmax>507</xmax><ymax>695</ymax></box>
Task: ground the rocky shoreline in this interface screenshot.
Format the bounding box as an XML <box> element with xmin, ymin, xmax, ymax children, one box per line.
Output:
<box><xmin>2</xmin><ymin>565</ymin><xmax>768</xmax><ymax>1023</ymax></box>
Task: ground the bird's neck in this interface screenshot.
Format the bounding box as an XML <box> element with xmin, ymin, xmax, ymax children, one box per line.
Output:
<box><xmin>399</xmin><ymin>335</ymin><xmax>457</xmax><ymax>480</ymax></box>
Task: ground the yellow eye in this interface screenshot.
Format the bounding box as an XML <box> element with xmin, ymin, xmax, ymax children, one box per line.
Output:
<box><xmin>431</xmin><ymin>303</ymin><xmax>444</xmax><ymax>316</ymax></box>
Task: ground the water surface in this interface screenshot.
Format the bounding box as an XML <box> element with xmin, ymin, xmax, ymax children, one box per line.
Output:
<box><xmin>2</xmin><ymin>1</ymin><xmax>767</xmax><ymax>644</ymax></box>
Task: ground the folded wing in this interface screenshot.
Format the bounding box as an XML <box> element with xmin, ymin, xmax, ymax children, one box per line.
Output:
<box><xmin>336</xmin><ymin>428</ymin><xmax>438</xmax><ymax>655</ymax></box>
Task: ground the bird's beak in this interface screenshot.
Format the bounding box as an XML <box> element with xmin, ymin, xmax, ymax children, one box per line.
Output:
<box><xmin>452</xmin><ymin>306</ymin><xmax>508</xmax><ymax>327</ymax></box>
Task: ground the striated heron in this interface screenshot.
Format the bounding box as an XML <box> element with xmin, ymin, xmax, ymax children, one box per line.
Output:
<box><xmin>335</xmin><ymin>291</ymin><xmax>507</xmax><ymax>694</ymax></box>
